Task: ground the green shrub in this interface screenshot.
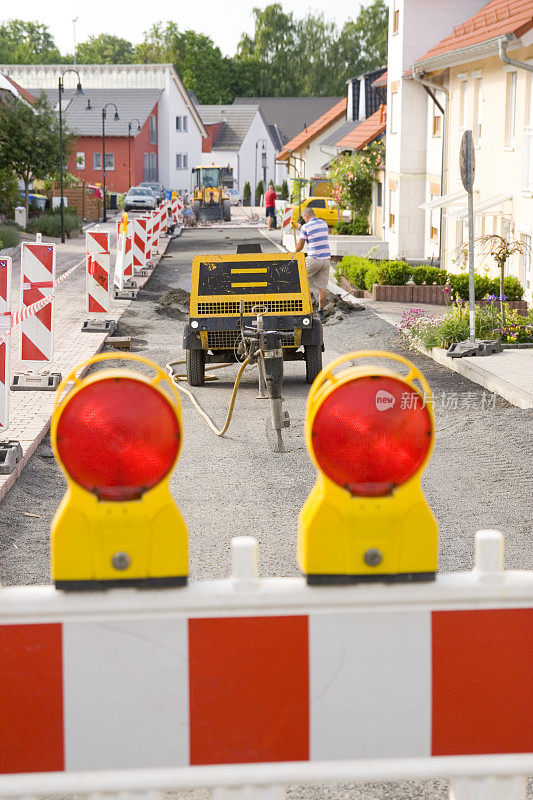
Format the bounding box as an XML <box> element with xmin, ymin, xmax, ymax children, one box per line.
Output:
<box><xmin>281</xmin><ymin>180</ymin><xmax>289</xmax><ymax>201</ymax></box>
<box><xmin>334</xmin><ymin>213</ymin><xmax>369</xmax><ymax>236</ymax></box>
<box><xmin>337</xmin><ymin>255</ymin><xmax>372</xmax><ymax>290</ymax></box>
<box><xmin>374</xmin><ymin>260</ymin><xmax>412</xmax><ymax>286</ymax></box>
<box><xmin>0</xmin><ymin>169</ymin><xmax>21</xmax><ymax>219</ymax></box>
<box><xmin>49</xmin><ymin>205</ymin><xmax>79</xmax><ymax>216</ymax></box>
<box><xmin>399</xmin><ymin>303</ymin><xmax>511</xmax><ymax>350</ymax></box>
<box><xmin>0</xmin><ymin>224</ymin><xmax>20</xmax><ymax>249</ymax></box>
<box><xmin>411</xmin><ymin>266</ymin><xmax>447</xmax><ymax>285</ymax></box>
<box><xmin>488</xmin><ymin>275</ymin><xmax>524</xmax><ymax>301</ymax></box>
<box><xmin>243</xmin><ymin>181</ymin><xmax>251</xmax><ymax>206</ymax></box>
<box><xmin>27</xmin><ymin>211</ymin><xmax>82</xmax><ymax>239</ymax></box>
<box><xmin>255</xmin><ymin>180</ymin><xmax>264</xmax><ymax>205</ymax></box>
<box><xmin>448</xmin><ymin>272</ymin><xmax>491</xmax><ymax>300</ymax></box>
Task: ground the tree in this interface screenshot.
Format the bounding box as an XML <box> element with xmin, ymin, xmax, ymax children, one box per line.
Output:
<box><xmin>136</xmin><ymin>23</ymin><xmax>233</xmax><ymax>103</ymax></box>
<box><xmin>255</xmin><ymin>180</ymin><xmax>264</xmax><ymax>205</ymax></box>
<box><xmin>281</xmin><ymin>180</ymin><xmax>289</xmax><ymax>200</ymax></box>
<box><xmin>0</xmin><ymin>20</ymin><xmax>62</xmax><ymax>63</ymax></box>
<box><xmin>328</xmin><ymin>141</ymin><xmax>383</xmax><ymax>233</ymax></box>
<box><xmin>293</xmin><ymin>13</ymin><xmax>339</xmax><ymax>96</ymax></box>
<box><xmin>0</xmin><ymin>168</ymin><xmax>20</xmax><ymax>219</ymax></box>
<box><xmin>474</xmin><ymin>234</ymin><xmax>529</xmax><ymax>323</ymax></box>
<box><xmin>236</xmin><ymin>4</ymin><xmax>297</xmax><ymax>96</ymax></box>
<box><xmin>243</xmin><ymin>181</ymin><xmax>251</xmax><ymax>207</ymax></box>
<box><xmin>77</xmin><ymin>34</ymin><xmax>134</xmax><ymax>64</ymax></box>
<box><xmin>0</xmin><ymin>93</ymin><xmax>66</xmax><ymax>216</ymax></box>
<box><xmin>336</xmin><ymin>0</ymin><xmax>388</xmax><ymax>92</ymax></box>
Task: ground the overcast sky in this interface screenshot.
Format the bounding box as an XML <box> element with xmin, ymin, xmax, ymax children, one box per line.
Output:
<box><xmin>1</xmin><ymin>0</ymin><xmax>366</xmax><ymax>57</ymax></box>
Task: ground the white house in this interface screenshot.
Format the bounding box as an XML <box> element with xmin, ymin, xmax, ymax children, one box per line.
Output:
<box><xmin>197</xmin><ymin>104</ymin><xmax>278</xmax><ymax>195</ymax></box>
<box><xmin>384</xmin><ymin>0</ymin><xmax>487</xmax><ymax>260</ymax></box>
<box><xmin>0</xmin><ymin>63</ymin><xmax>207</xmax><ymax>194</ymax></box>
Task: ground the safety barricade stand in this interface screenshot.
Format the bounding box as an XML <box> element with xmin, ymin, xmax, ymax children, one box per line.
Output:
<box><xmin>282</xmin><ymin>206</ymin><xmax>297</xmax><ymax>248</ymax></box>
<box><xmin>82</xmin><ymin>229</ymin><xmax>115</xmax><ymax>334</ymax></box>
<box><xmin>132</xmin><ymin>217</ymin><xmax>150</xmax><ymax>277</ymax></box>
<box><xmin>151</xmin><ymin>207</ymin><xmax>161</xmax><ymax>254</ymax></box>
<box><xmin>0</xmin><ymin>256</ymin><xmax>21</xmax><ymax>474</ymax></box>
<box><xmin>144</xmin><ymin>213</ymin><xmax>154</xmax><ymax>266</ymax></box>
<box><xmin>114</xmin><ymin>217</ymin><xmax>138</xmax><ymax>300</ymax></box>
<box><xmin>11</xmin><ymin>234</ymin><xmax>61</xmax><ymax>392</ymax></box>
<box><xmin>0</xmin><ymin>351</ymin><xmax>531</xmax><ymax>800</ymax></box>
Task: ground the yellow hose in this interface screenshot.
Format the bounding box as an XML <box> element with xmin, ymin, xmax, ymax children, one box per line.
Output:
<box><xmin>166</xmin><ymin>357</ymin><xmax>251</xmax><ymax>437</ymax></box>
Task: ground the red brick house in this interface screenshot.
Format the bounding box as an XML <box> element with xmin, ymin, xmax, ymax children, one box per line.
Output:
<box><xmin>37</xmin><ymin>87</ymin><xmax>163</xmax><ymax>193</ymax></box>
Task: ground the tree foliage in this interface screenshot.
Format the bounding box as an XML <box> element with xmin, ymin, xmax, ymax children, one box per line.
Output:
<box><xmin>0</xmin><ymin>19</ymin><xmax>62</xmax><ymax>63</ymax></box>
<box><xmin>328</xmin><ymin>141</ymin><xmax>383</xmax><ymax>233</ymax></box>
<box><xmin>77</xmin><ymin>34</ymin><xmax>134</xmax><ymax>64</ymax></box>
<box><xmin>0</xmin><ymin>93</ymin><xmax>67</xmax><ymax>214</ymax></box>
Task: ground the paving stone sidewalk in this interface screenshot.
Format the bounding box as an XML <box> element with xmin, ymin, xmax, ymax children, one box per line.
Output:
<box><xmin>0</xmin><ymin>224</ymin><xmax>169</xmax><ymax>502</ymax></box>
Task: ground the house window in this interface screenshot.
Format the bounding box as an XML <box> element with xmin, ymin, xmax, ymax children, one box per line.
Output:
<box><xmin>75</xmin><ymin>152</ymin><xmax>85</xmax><ymax>170</ymax></box>
<box><xmin>176</xmin><ymin>116</ymin><xmax>182</xmax><ymax>131</ymax></box>
<box><xmin>459</xmin><ymin>75</ymin><xmax>468</xmax><ymax>131</ymax></box>
<box><xmin>144</xmin><ymin>153</ymin><xmax>150</xmax><ymax>181</ymax></box>
<box><xmin>430</xmin><ymin>195</ymin><xmax>439</xmax><ymax>242</ymax></box>
<box><xmin>149</xmin><ymin>115</ymin><xmax>157</xmax><ymax>145</ymax></box>
<box><xmin>377</xmin><ymin>182</ymin><xmax>382</xmax><ymax>207</ymax></box>
<box><xmin>505</xmin><ymin>71</ymin><xmax>517</xmax><ymax>147</ymax></box>
<box><xmin>520</xmin><ymin>233</ymin><xmax>531</xmax><ymax>293</ymax></box>
<box><xmin>183</xmin><ymin>153</ymin><xmax>188</xmax><ymax>170</ymax></box>
<box><xmin>389</xmin><ymin>188</ymin><xmax>397</xmax><ymax>230</ymax></box>
<box><xmin>432</xmin><ymin>109</ymin><xmax>442</xmax><ymax>137</ymax></box>
<box><xmin>183</xmin><ymin>115</ymin><xmax>188</xmax><ymax>132</ymax></box>
<box><xmin>392</xmin><ymin>0</ymin><xmax>399</xmax><ymax>33</ymax></box>
<box><xmin>176</xmin><ymin>154</ymin><xmax>182</xmax><ymax>170</ymax></box>
<box><xmin>93</xmin><ymin>152</ymin><xmax>102</xmax><ymax>170</ymax></box>
<box><xmin>150</xmin><ymin>153</ymin><xmax>157</xmax><ymax>181</ymax></box>
<box><xmin>473</xmin><ymin>77</ymin><xmax>483</xmax><ymax>143</ymax></box>
<box><xmin>104</xmin><ymin>153</ymin><xmax>114</xmax><ymax>171</ymax></box>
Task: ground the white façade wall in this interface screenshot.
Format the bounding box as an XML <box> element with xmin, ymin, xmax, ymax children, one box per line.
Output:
<box><xmin>238</xmin><ymin>111</ymin><xmax>278</xmax><ymax>195</ymax></box>
<box><xmin>160</xmin><ymin>70</ymin><xmax>203</xmax><ymax>194</ymax></box>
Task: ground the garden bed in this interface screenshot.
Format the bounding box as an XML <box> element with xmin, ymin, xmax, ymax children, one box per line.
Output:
<box><xmin>372</xmin><ymin>283</ymin><xmax>447</xmax><ymax>304</ymax></box>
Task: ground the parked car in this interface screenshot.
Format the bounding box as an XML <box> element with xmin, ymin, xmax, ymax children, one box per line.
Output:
<box><xmin>124</xmin><ymin>186</ymin><xmax>157</xmax><ymax>212</ymax></box>
<box><xmin>140</xmin><ymin>182</ymin><xmax>166</xmax><ymax>204</ymax></box>
<box><xmin>291</xmin><ymin>196</ymin><xmax>339</xmax><ymax>227</ymax></box>
<box><xmin>227</xmin><ymin>188</ymin><xmax>243</xmax><ymax>206</ymax></box>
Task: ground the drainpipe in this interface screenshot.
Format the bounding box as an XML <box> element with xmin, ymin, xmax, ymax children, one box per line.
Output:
<box><xmin>499</xmin><ymin>37</ymin><xmax>533</xmax><ymax>73</ymax></box>
<box><xmin>413</xmin><ymin>69</ymin><xmax>449</xmax><ymax>267</ymax></box>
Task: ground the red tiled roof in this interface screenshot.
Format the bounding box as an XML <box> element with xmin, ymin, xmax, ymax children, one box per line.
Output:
<box><xmin>334</xmin><ymin>105</ymin><xmax>387</xmax><ymax>151</ymax></box>
<box><xmin>276</xmin><ymin>98</ymin><xmax>347</xmax><ymax>161</ymax></box>
<box><xmin>416</xmin><ymin>0</ymin><xmax>533</xmax><ymax>64</ymax></box>
<box><xmin>372</xmin><ymin>70</ymin><xmax>388</xmax><ymax>87</ymax></box>
<box><xmin>202</xmin><ymin>122</ymin><xmax>224</xmax><ymax>153</ymax></box>
<box><xmin>4</xmin><ymin>75</ymin><xmax>36</xmax><ymax>105</ymax></box>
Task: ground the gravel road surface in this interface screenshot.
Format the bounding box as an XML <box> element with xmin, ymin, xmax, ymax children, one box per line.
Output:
<box><xmin>1</xmin><ymin>226</ymin><xmax>531</xmax><ymax>800</ymax></box>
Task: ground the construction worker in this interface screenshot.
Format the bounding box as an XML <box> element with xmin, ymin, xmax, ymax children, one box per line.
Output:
<box><xmin>294</xmin><ymin>206</ymin><xmax>330</xmax><ymax>322</ymax></box>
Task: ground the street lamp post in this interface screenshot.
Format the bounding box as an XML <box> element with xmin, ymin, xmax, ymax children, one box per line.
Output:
<box><xmin>254</xmin><ymin>138</ymin><xmax>267</xmax><ymax>206</ymax></box>
<box><xmin>58</xmin><ymin>69</ymin><xmax>84</xmax><ymax>244</ymax></box>
<box><xmin>100</xmin><ymin>103</ymin><xmax>120</xmax><ymax>223</ymax></box>
<box><xmin>128</xmin><ymin>119</ymin><xmax>141</xmax><ymax>189</ymax></box>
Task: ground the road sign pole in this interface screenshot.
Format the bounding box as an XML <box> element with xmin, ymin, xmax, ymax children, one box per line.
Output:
<box><xmin>468</xmin><ymin>186</ymin><xmax>476</xmax><ymax>341</ymax></box>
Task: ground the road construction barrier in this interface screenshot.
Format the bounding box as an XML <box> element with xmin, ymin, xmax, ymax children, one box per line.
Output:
<box><xmin>144</xmin><ymin>213</ymin><xmax>153</xmax><ymax>265</ymax></box>
<box><xmin>116</xmin><ymin>217</ymin><xmax>135</xmax><ymax>283</ymax></box>
<box><xmin>133</xmin><ymin>217</ymin><xmax>148</xmax><ymax>272</ymax></box>
<box><xmin>151</xmin><ymin>207</ymin><xmax>161</xmax><ymax>252</ymax></box>
<box><xmin>86</xmin><ymin>230</ymin><xmax>110</xmax><ymax>315</ymax></box>
<box><xmin>114</xmin><ymin>231</ymin><xmax>126</xmax><ymax>292</ymax></box>
<box><xmin>282</xmin><ymin>205</ymin><xmax>293</xmax><ymax>230</ymax></box>
<box><xmin>19</xmin><ymin>237</ymin><xmax>56</xmax><ymax>368</ymax></box>
<box><xmin>0</xmin><ymin>532</ymin><xmax>531</xmax><ymax>800</ymax></box>
<box><xmin>0</xmin><ymin>257</ymin><xmax>11</xmax><ymax>431</ymax></box>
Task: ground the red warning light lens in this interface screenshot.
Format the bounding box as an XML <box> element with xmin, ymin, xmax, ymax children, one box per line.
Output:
<box><xmin>311</xmin><ymin>376</ymin><xmax>432</xmax><ymax>496</ymax></box>
<box><xmin>56</xmin><ymin>377</ymin><xmax>180</xmax><ymax>501</ymax></box>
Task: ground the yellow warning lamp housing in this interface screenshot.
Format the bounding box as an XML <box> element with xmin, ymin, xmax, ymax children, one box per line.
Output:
<box><xmin>119</xmin><ymin>212</ymin><xmax>128</xmax><ymax>233</ymax></box>
<box><xmin>50</xmin><ymin>353</ymin><xmax>188</xmax><ymax>590</ymax></box>
<box><xmin>298</xmin><ymin>351</ymin><xmax>437</xmax><ymax>585</ymax></box>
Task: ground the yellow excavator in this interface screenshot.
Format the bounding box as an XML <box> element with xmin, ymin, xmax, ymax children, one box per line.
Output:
<box><xmin>191</xmin><ymin>166</ymin><xmax>231</xmax><ymax>223</ymax></box>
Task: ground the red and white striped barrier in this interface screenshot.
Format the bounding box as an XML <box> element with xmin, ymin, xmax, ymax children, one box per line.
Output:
<box><xmin>86</xmin><ymin>231</ymin><xmax>110</xmax><ymax>315</ymax></box>
<box><xmin>0</xmin><ymin>257</ymin><xmax>12</xmax><ymax>430</ymax></box>
<box><xmin>114</xmin><ymin>232</ymin><xmax>126</xmax><ymax>292</ymax></box>
<box><xmin>19</xmin><ymin>239</ymin><xmax>56</xmax><ymax>368</ymax></box>
<box><xmin>133</xmin><ymin>217</ymin><xmax>148</xmax><ymax>272</ymax></box>
<box><xmin>144</xmin><ymin>214</ymin><xmax>153</xmax><ymax>266</ymax></box>
<box><xmin>282</xmin><ymin>206</ymin><xmax>293</xmax><ymax>230</ymax></box>
<box><xmin>115</xmin><ymin>220</ymin><xmax>134</xmax><ymax>282</ymax></box>
<box><xmin>151</xmin><ymin>208</ymin><xmax>161</xmax><ymax>253</ymax></box>
<box><xmin>0</xmin><ymin>532</ymin><xmax>531</xmax><ymax>794</ymax></box>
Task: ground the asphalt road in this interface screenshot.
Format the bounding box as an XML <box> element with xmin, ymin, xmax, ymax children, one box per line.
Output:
<box><xmin>1</xmin><ymin>226</ymin><xmax>532</xmax><ymax>799</ymax></box>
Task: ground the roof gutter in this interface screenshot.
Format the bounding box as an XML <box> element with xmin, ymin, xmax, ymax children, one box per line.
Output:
<box><xmin>412</xmin><ymin>69</ymin><xmax>449</xmax><ymax>266</ymax></box>
<box><xmin>499</xmin><ymin>36</ymin><xmax>533</xmax><ymax>73</ymax></box>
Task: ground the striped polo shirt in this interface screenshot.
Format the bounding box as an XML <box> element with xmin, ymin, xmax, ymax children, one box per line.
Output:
<box><xmin>299</xmin><ymin>217</ymin><xmax>331</xmax><ymax>258</ymax></box>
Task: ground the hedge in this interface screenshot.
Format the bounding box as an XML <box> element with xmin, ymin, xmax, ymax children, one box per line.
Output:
<box><xmin>0</xmin><ymin>224</ymin><xmax>20</xmax><ymax>249</ymax></box>
<box><xmin>27</xmin><ymin>211</ymin><xmax>82</xmax><ymax>239</ymax></box>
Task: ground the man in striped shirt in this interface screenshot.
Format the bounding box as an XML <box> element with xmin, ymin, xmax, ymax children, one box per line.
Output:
<box><xmin>295</xmin><ymin>207</ymin><xmax>330</xmax><ymax>321</ymax></box>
